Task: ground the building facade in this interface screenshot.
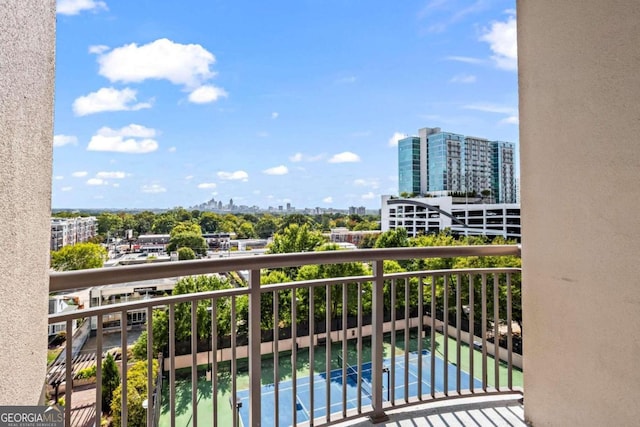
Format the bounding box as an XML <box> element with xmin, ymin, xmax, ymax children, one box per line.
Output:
<box><xmin>50</xmin><ymin>217</ymin><xmax>97</xmax><ymax>251</ymax></box>
<box><xmin>381</xmin><ymin>195</ymin><xmax>521</xmax><ymax>241</ymax></box>
<box><xmin>399</xmin><ymin>127</ymin><xmax>517</xmax><ymax>203</ymax></box>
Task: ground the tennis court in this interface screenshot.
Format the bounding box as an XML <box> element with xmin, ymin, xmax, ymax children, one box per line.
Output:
<box><xmin>237</xmin><ymin>350</ymin><xmax>482</xmax><ymax>426</ymax></box>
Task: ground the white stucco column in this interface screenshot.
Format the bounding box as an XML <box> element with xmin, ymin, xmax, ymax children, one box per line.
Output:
<box><xmin>518</xmin><ymin>1</ymin><xmax>640</xmax><ymax>425</ymax></box>
<box><xmin>0</xmin><ymin>0</ymin><xmax>55</xmax><ymax>404</ymax></box>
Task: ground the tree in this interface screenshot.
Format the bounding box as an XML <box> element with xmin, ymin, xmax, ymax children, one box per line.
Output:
<box><xmin>199</xmin><ymin>212</ymin><xmax>221</xmax><ymax>233</ymax></box>
<box><xmin>50</xmin><ymin>243</ymin><xmax>107</xmax><ymax>271</ymax></box>
<box><xmin>279</xmin><ymin>214</ymin><xmax>317</xmax><ymax>232</ymax></box>
<box><xmin>110</xmin><ymin>360</ymin><xmax>158</xmax><ymax>426</ymax></box>
<box><xmin>255</xmin><ymin>215</ymin><xmax>279</xmax><ymax>238</ymax></box>
<box><xmin>102</xmin><ymin>353</ymin><xmax>120</xmax><ymax>413</ymax></box>
<box><xmin>236</xmin><ymin>221</ymin><xmax>257</xmax><ymax>239</ymax></box>
<box><xmin>170</xmin><ymin>221</ymin><xmax>202</xmax><ymax>237</ymax></box>
<box><xmin>97</xmin><ymin>213</ymin><xmax>123</xmax><ymax>236</ymax></box>
<box><xmin>177</xmin><ymin>247</ymin><xmax>196</xmax><ymax>260</ymax></box>
<box><xmin>166</xmin><ymin>232</ymin><xmax>207</xmax><ymax>256</ymax></box>
<box><xmin>374</xmin><ymin>228</ymin><xmax>409</xmax><ymax>249</ymax></box>
<box><xmin>133</xmin><ymin>211</ymin><xmax>155</xmax><ymax>235</ymax></box>
<box><xmin>268</xmin><ymin>223</ymin><xmax>326</xmax><ymax>255</ymax></box>
<box><xmin>151</xmin><ymin>213</ymin><xmax>176</xmax><ymax>234</ymax></box>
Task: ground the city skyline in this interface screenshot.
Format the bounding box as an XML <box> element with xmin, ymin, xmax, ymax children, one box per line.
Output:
<box><xmin>52</xmin><ymin>0</ymin><xmax>518</xmax><ymax>209</ymax></box>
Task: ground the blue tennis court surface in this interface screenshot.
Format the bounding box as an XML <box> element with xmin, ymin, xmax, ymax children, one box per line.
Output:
<box><xmin>237</xmin><ymin>350</ymin><xmax>482</xmax><ymax>426</ymax></box>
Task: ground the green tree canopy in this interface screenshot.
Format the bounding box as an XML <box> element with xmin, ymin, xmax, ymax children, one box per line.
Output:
<box><xmin>102</xmin><ymin>352</ymin><xmax>120</xmax><ymax>413</ymax></box>
<box><xmin>151</xmin><ymin>213</ymin><xmax>177</xmax><ymax>234</ymax></box>
<box><xmin>177</xmin><ymin>247</ymin><xmax>196</xmax><ymax>260</ymax></box>
<box><xmin>199</xmin><ymin>212</ymin><xmax>221</xmax><ymax>233</ymax></box>
<box><xmin>374</xmin><ymin>228</ymin><xmax>409</xmax><ymax>249</ymax></box>
<box><xmin>170</xmin><ymin>221</ymin><xmax>202</xmax><ymax>237</ymax></box>
<box><xmin>97</xmin><ymin>212</ymin><xmax>123</xmax><ymax>236</ymax></box>
<box><xmin>255</xmin><ymin>215</ymin><xmax>280</xmax><ymax>238</ymax></box>
<box><xmin>166</xmin><ymin>232</ymin><xmax>207</xmax><ymax>255</ymax></box>
<box><xmin>50</xmin><ymin>243</ymin><xmax>108</xmax><ymax>271</ymax></box>
<box><xmin>268</xmin><ymin>223</ymin><xmax>326</xmax><ymax>254</ymax></box>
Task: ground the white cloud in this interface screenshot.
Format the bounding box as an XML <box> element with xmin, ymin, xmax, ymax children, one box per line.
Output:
<box><xmin>168</xmin><ymin>146</ymin><xmax>177</xmax><ymax>152</ymax></box>
<box><xmin>289</xmin><ymin>152</ymin><xmax>324</xmax><ymax>163</ymax></box>
<box><xmin>450</xmin><ymin>74</ymin><xmax>477</xmax><ymax>84</ymax></box>
<box><xmin>480</xmin><ymin>14</ymin><xmax>517</xmax><ymax>71</ymax></box>
<box><xmin>57</xmin><ymin>0</ymin><xmax>107</xmax><ymax>16</ymax></box>
<box><xmin>88</xmin><ymin>45</ymin><xmax>109</xmax><ymax>55</ymax></box>
<box><xmin>322</xmin><ymin>196</ymin><xmax>333</xmax><ymax>204</ymax></box>
<box><xmin>87</xmin><ymin>178</ymin><xmax>107</xmax><ymax>186</ymax></box>
<box><xmin>263</xmin><ymin>165</ymin><xmax>288</xmax><ymax>176</ymax></box>
<box><xmin>141</xmin><ymin>184</ymin><xmax>166</xmax><ymax>193</ymax></box>
<box><xmin>87</xmin><ymin>124</ymin><xmax>159</xmax><ymax>154</ymax></box>
<box><xmin>463</xmin><ymin>103</ymin><xmax>517</xmax><ymax>115</ymax></box>
<box><xmin>73</xmin><ymin>87</ymin><xmax>152</xmax><ymax>116</ymax></box>
<box><xmin>61</xmin><ymin>186</ymin><xmax>73</xmax><ymax>192</ymax></box>
<box><xmin>329</xmin><ymin>151</ymin><xmax>361</xmax><ymax>163</ymax></box>
<box><xmin>185</xmin><ymin>175</ymin><xmax>194</xmax><ymax>180</ymax></box>
<box><xmin>96</xmin><ymin>171</ymin><xmax>126</xmax><ymax>179</ymax></box>
<box><xmin>112</xmin><ymin>183</ymin><xmax>120</xmax><ymax>188</ymax></box>
<box><xmin>361</xmin><ymin>192</ymin><xmax>376</xmax><ymax>200</ymax></box>
<box><xmin>188</xmin><ymin>85</ymin><xmax>228</xmax><ymax>104</ymax></box>
<box><xmin>197</xmin><ymin>182</ymin><xmax>217</xmax><ymax>189</ymax></box>
<box><xmin>445</xmin><ymin>56</ymin><xmax>485</xmax><ymax>65</ymax></box>
<box><xmin>336</xmin><ymin>76</ymin><xmax>356</xmax><ymax>84</ymax></box>
<box><xmin>53</xmin><ymin>134</ymin><xmax>78</xmax><ymax>147</ymax></box>
<box><xmin>388</xmin><ymin>132</ymin><xmax>406</xmax><ymax>147</ymax></box>
<box><xmin>217</xmin><ymin>170</ymin><xmax>249</xmax><ymax>181</ymax></box>
<box><xmin>353</xmin><ymin>178</ymin><xmax>379</xmax><ymax>189</ymax></box>
<box><xmin>54</xmin><ymin>175</ymin><xmax>64</xmax><ymax>180</ymax></box>
<box><xmin>500</xmin><ymin>115</ymin><xmax>519</xmax><ymax>125</ymax></box>
<box><xmin>97</xmin><ymin>38</ymin><xmax>218</xmax><ymax>89</ymax></box>
<box><xmin>271</xmin><ymin>112</ymin><xmax>279</xmax><ymax>119</ymax></box>
<box><xmin>71</xmin><ymin>171</ymin><xmax>88</xmax><ymax>178</ymax></box>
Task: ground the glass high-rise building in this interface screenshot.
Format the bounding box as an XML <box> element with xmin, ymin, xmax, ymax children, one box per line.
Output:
<box><xmin>397</xmin><ymin>136</ymin><xmax>422</xmax><ymax>195</ymax></box>
<box><xmin>398</xmin><ymin>127</ymin><xmax>518</xmax><ymax>203</ymax></box>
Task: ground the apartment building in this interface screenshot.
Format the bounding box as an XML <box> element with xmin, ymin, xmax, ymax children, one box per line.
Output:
<box><xmin>50</xmin><ymin>217</ymin><xmax>97</xmax><ymax>251</ymax></box>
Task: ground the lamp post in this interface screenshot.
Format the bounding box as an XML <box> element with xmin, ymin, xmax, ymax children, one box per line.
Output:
<box><xmin>206</xmin><ymin>306</ymin><xmax>213</xmax><ymax>380</ymax></box>
<box><xmin>382</xmin><ymin>365</ymin><xmax>390</xmax><ymax>401</ymax></box>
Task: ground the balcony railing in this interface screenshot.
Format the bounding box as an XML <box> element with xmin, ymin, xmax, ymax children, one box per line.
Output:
<box><xmin>48</xmin><ymin>245</ymin><xmax>522</xmax><ymax>427</ymax></box>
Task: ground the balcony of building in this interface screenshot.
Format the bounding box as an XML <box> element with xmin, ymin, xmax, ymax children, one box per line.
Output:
<box><xmin>47</xmin><ymin>246</ymin><xmax>523</xmax><ymax>426</ymax></box>
<box><xmin>2</xmin><ymin>1</ymin><xmax>640</xmax><ymax>427</ymax></box>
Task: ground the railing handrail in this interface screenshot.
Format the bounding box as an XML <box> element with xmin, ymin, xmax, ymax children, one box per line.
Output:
<box><xmin>49</xmin><ymin>245</ymin><xmax>520</xmax><ymax>292</ymax></box>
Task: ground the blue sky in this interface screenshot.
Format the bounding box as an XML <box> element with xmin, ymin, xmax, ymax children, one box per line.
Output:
<box><xmin>53</xmin><ymin>0</ymin><xmax>518</xmax><ymax>210</ymax></box>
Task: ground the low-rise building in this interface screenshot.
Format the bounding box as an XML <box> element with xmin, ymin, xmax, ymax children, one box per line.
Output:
<box><xmin>381</xmin><ymin>195</ymin><xmax>520</xmax><ymax>241</ymax></box>
<box><xmin>50</xmin><ymin>216</ymin><xmax>97</xmax><ymax>251</ymax></box>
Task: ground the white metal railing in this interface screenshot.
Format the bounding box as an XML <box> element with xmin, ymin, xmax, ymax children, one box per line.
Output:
<box><xmin>48</xmin><ymin>245</ymin><xmax>522</xmax><ymax>427</ymax></box>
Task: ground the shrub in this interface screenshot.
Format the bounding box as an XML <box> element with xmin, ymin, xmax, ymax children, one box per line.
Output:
<box><xmin>76</xmin><ymin>365</ymin><xmax>97</xmax><ymax>379</ymax></box>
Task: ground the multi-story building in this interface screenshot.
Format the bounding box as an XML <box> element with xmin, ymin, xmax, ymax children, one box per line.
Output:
<box><xmin>381</xmin><ymin>195</ymin><xmax>521</xmax><ymax>241</ymax></box>
<box><xmin>398</xmin><ymin>127</ymin><xmax>517</xmax><ymax>203</ymax></box>
<box><xmin>50</xmin><ymin>217</ymin><xmax>97</xmax><ymax>251</ymax></box>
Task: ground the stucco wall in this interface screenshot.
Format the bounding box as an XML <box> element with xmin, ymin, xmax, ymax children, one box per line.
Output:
<box><xmin>0</xmin><ymin>1</ymin><xmax>55</xmax><ymax>404</ymax></box>
<box><xmin>518</xmin><ymin>1</ymin><xmax>640</xmax><ymax>425</ymax></box>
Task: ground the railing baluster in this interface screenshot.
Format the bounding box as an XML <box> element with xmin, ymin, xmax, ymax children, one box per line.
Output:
<box><xmin>493</xmin><ymin>273</ymin><xmax>500</xmax><ymax>391</ymax></box>
<box><xmin>248</xmin><ymin>269</ymin><xmax>262</xmax><ymax>427</ymax></box>
<box><xmin>211</xmin><ymin>298</ymin><xmax>218</xmax><ymax>427</ymax></box>
<box><xmin>96</xmin><ymin>315</ymin><xmax>103</xmax><ymax>422</ymax></box>
<box><xmin>369</xmin><ymin>260</ymin><xmax>388</xmax><ymax>423</ymax></box>
<box><xmin>309</xmin><ymin>286</ymin><xmax>315</xmax><ymax>425</ymax></box>
<box><xmin>468</xmin><ymin>273</ymin><xmax>475</xmax><ymax>393</ymax></box>
<box><xmin>403</xmin><ymin>277</ymin><xmax>409</xmax><ymax>403</ymax></box>
<box><xmin>169</xmin><ymin>304</ymin><xmax>176</xmax><ymax>427</ymax></box>
<box><xmin>481</xmin><ymin>274</ymin><xmax>488</xmax><ymax>391</ymax></box>
<box><xmin>456</xmin><ymin>273</ymin><xmax>462</xmax><ymax>395</ymax></box>
<box><xmin>356</xmin><ymin>281</ymin><xmax>363</xmax><ymax>412</ymax></box>
<box><xmin>273</xmin><ymin>291</ymin><xmax>279</xmax><ymax>427</ymax></box>
<box><xmin>191</xmin><ymin>300</ymin><xmax>198</xmax><ymax>427</ymax></box>
<box><xmin>341</xmin><ymin>281</ymin><xmax>347</xmax><ymax>418</ymax></box>
<box><xmin>121</xmin><ymin>309</ymin><xmax>128</xmax><ymax>427</ymax></box>
<box><xmin>418</xmin><ymin>275</ymin><xmax>423</xmax><ymax>400</ymax></box>
<box><xmin>65</xmin><ymin>320</ymin><xmax>72</xmax><ymax>427</ymax></box>
<box><xmin>507</xmin><ymin>273</ymin><xmax>513</xmax><ymax>390</ymax></box>
<box><xmin>325</xmin><ymin>284</ymin><xmax>331</xmax><ymax>424</ymax></box>
<box><xmin>430</xmin><ymin>274</ymin><xmax>436</xmax><ymax>399</ymax></box>
<box><xmin>146</xmin><ymin>306</ymin><xmax>153</xmax><ymax>427</ymax></box>
<box><xmin>231</xmin><ymin>296</ymin><xmax>238</xmax><ymax>427</ymax></box>
<box><xmin>443</xmin><ymin>274</ymin><xmax>448</xmax><ymax>396</ymax></box>
<box><xmin>291</xmin><ymin>288</ymin><xmax>298</xmax><ymax>427</ymax></box>
<box><xmin>390</xmin><ymin>278</ymin><xmax>396</xmax><ymax>404</ymax></box>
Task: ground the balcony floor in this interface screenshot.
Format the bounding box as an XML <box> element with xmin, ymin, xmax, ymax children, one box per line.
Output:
<box><xmin>333</xmin><ymin>395</ymin><xmax>526</xmax><ymax>427</ymax></box>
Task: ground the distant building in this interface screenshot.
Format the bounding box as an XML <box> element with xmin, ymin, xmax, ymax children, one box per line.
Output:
<box><xmin>50</xmin><ymin>216</ymin><xmax>97</xmax><ymax>251</ymax></box>
<box><xmin>348</xmin><ymin>206</ymin><xmax>367</xmax><ymax>216</ymax></box>
<box><xmin>398</xmin><ymin>127</ymin><xmax>517</xmax><ymax>203</ymax></box>
<box><xmin>381</xmin><ymin>195</ymin><xmax>521</xmax><ymax>241</ymax></box>
<box><xmin>329</xmin><ymin>227</ymin><xmax>381</xmax><ymax>246</ymax></box>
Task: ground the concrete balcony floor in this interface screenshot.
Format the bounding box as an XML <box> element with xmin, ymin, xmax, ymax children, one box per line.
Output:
<box><xmin>333</xmin><ymin>395</ymin><xmax>526</xmax><ymax>427</ymax></box>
